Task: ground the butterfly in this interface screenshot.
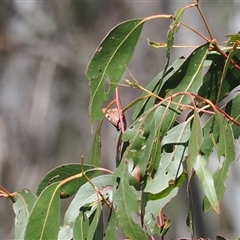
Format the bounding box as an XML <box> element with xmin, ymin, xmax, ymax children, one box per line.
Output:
<box><xmin>102</xmin><ymin>108</ymin><xmax>121</xmax><ymax>131</ymax></box>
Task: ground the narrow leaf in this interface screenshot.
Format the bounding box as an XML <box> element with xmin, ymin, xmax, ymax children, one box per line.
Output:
<box><xmin>188</xmin><ymin>112</ymin><xmax>219</xmax><ymax>213</ymax></box>
<box><xmin>59</xmin><ymin>175</ymin><xmax>113</xmax><ymax>239</ymax></box>
<box><xmin>147</xmin><ymin>38</ymin><xmax>166</xmax><ymax>48</ymax></box>
<box><xmin>105</xmin><ymin>210</ymin><xmax>118</xmax><ymax>240</ymax></box>
<box><xmin>203</xmin><ymin>112</ymin><xmax>235</xmax><ymax>212</ymax></box>
<box><xmin>132</xmin><ymin>57</ymin><xmax>185</xmax><ymax>120</ymax></box>
<box><xmin>201</xmin><ymin>116</ymin><xmax>219</xmax><ymax>156</ymax></box>
<box><xmin>113</xmin><ymin>161</ymin><xmax>147</xmax><ymax>239</ymax></box>
<box><xmin>166</xmin><ymin>7</ymin><xmax>186</xmax><ymax>58</ymax></box>
<box><xmin>198</xmin><ymin>49</ymin><xmax>240</xmax><ymax>103</ymax></box>
<box><xmin>73</xmin><ymin>212</ymin><xmax>89</xmax><ymax>240</ymax></box>
<box><xmin>145</xmin><ymin>121</ymin><xmax>190</xmax><ymax>194</ymax></box>
<box><xmin>88</xmin><ymin>123</ymin><xmax>102</xmax><ymax>166</ymax></box>
<box><xmin>226</xmin><ymin>33</ymin><xmax>240</xmax><ymax>43</ymax></box>
<box><xmin>36</xmin><ymin>163</ymin><xmax>97</xmax><ymax>198</ymax></box>
<box><xmin>87</xmin><ymin>204</ymin><xmax>103</xmax><ymax>240</ymax></box>
<box><xmin>226</xmin><ymin>94</ymin><xmax>240</xmax><ymax>138</ymax></box>
<box><xmin>13</xmin><ymin>189</ymin><xmax>37</xmax><ymax>240</ymax></box>
<box><xmin>86</xmin><ymin>19</ymin><xmax>144</xmax><ymax>123</ymax></box>
<box><xmin>144</xmin><ymin>189</ymin><xmax>177</xmax><ymax>236</ymax></box>
<box><xmin>24</xmin><ymin>182</ymin><xmax>60</xmax><ymax>240</ymax></box>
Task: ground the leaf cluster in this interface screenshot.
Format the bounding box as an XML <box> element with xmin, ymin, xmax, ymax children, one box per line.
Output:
<box><xmin>1</xmin><ymin>1</ymin><xmax>240</xmax><ymax>239</ymax></box>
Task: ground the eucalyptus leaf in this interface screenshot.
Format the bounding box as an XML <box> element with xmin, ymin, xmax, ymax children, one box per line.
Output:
<box><xmin>144</xmin><ymin>189</ymin><xmax>177</xmax><ymax>236</ymax></box>
<box><xmin>58</xmin><ymin>175</ymin><xmax>113</xmax><ymax>239</ymax></box>
<box><xmin>13</xmin><ymin>189</ymin><xmax>37</xmax><ymax>240</ymax></box>
<box><xmin>86</xmin><ymin>19</ymin><xmax>144</xmax><ymax>123</ymax></box>
<box><xmin>166</xmin><ymin>7</ymin><xmax>186</xmax><ymax>58</ymax></box>
<box><xmin>226</xmin><ymin>94</ymin><xmax>240</xmax><ymax>138</ymax></box>
<box><xmin>203</xmin><ymin>112</ymin><xmax>235</xmax><ymax>212</ymax></box>
<box><xmin>188</xmin><ymin>112</ymin><xmax>219</xmax><ymax>213</ymax></box>
<box><xmin>145</xmin><ymin>121</ymin><xmax>190</xmax><ymax>194</ymax></box>
<box><xmin>37</xmin><ymin>163</ymin><xmax>98</xmax><ymax>198</ymax></box>
<box><xmin>87</xmin><ymin>203</ymin><xmax>103</xmax><ymax>240</ymax></box>
<box><xmin>73</xmin><ymin>212</ymin><xmax>89</xmax><ymax>240</ymax></box>
<box><xmin>105</xmin><ymin>210</ymin><xmax>118</xmax><ymax>240</ymax></box>
<box><xmin>24</xmin><ymin>182</ymin><xmax>60</xmax><ymax>240</ymax></box>
<box><xmin>198</xmin><ymin>49</ymin><xmax>240</xmax><ymax>103</ymax></box>
<box><xmin>88</xmin><ymin>123</ymin><xmax>102</xmax><ymax>166</ymax></box>
<box><xmin>132</xmin><ymin>57</ymin><xmax>185</xmax><ymax>120</ymax></box>
<box><xmin>113</xmin><ymin>161</ymin><xmax>147</xmax><ymax>240</ymax></box>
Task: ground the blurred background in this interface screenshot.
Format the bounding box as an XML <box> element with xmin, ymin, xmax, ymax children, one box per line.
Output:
<box><xmin>0</xmin><ymin>0</ymin><xmax>239</xmax><ymax>239</ymax></box>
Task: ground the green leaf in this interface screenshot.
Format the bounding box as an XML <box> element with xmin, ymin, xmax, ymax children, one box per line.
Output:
<box><xmin>123</xmin><ymin>43</ymin><xmax>209</xmax><ymax>180</ymax></box>
<box><xmin>148</xmin><ymin>173</ymin><xmax>187</xmax><ymax>201</ymax></box>
<box><xmin>144</xmin><ymin>189</ymin><xmax>177</xmax><ymax>236</ymax></box>
<box><xmin>88</xmin><ymin>123</ymin><xmax>102</xmax><ymax>166</ymax></box>
<box><xmin>226</xmin><ymin>33</ymin><xmax>240</xmax><ymax>42</ymax></box>
<box><xmin>188</xmin><ymin>112</ymin><xmax>219</xmax><ymax>213</ymax></box>
<box><xmin>142</xmin><ymin>173</ymin><xmax>186</xmax><ymax>236</ymax></box>
<box><xmin>201</xmin><ymin>117</ymin><xmax>219</xmax><ymax>156</ymax></box>
<box><xmin>122</xmin><ymin>107</ymin><xmax>156</xmax><ymax>175</ymax></box>
<box><xmin>132</xmin><ymin>57</ymin><xmax>185</xmax><ymax>121</ymax></box>
<box><xmin>166</xmin><ymin>7</ymin><xmax>186</xmax><ymax>58</ymax></box>
<box><xmin>24</xmin><ymin>182</ymin><xmax>60</xmax><ymax>240</ymax></box>
<box><xmin>216</xmin><ymin>234</ymin><xmax>228</xmax><ymax>240</ymax></box>
<box><xmin>105</xmin><ymin>210</ymin><xmax>118</xmax><ymax>240</ymax></box>
<box><xmin>87</xmin><ymin>203</ymin><xmax>103</xmax><ymax>240</ymax></box>
<box><xmin>215</xmin><ymin>42</ymin><xmax>238</xmax><ymax>104</ymax></box>
<box><xmin>145</xmin><ymin>121</ymin><xmax>190</xmax><ymax>194</ymax></box>
<box><xmin>198</xmin><ymin>49</ymin><xmax>240</xmax><ymax>103</ymax></box>
<box><xmin>193</xmin><ymin>154</ymin><xmax>219</xmax><ymax>213</ymax></box>
<box><xmin>226</xmin><ymin>94</ymin><xmax>240</xmax><ymax>138</ymax></box>
<box><xmin>36</xmin><ymin>163</ymin><xmax>97</xmax><ymax>198</ymax></box>
<box><xmin>59</xmin><ymin>175</ymin><xmax>113</xmax><ymax>239</ymax></box>
<box><xmin>73</xmin><ymin>212</ymin><xmax>89</xmax><ymax>240</ymax></box>
<box><xmin>13</xmin><ymin>189</ymin><xmax>37</xmax><ymax>240</ymax></box>
<box><xmin>147</xmin><ymin>39</ymin><xmax>167</xmax><ymax>48</ymax></box>
<box><xmin>203</xmin><ymin>112</ymin><xmax>235</xmax><ymax>212</ymax></box>
<box><xmin>160</xmin><ymin>43</ymin><xmax>209</xmax><ymax>101</ymax></box>
<box><xmin>86</xmin><ymin>18</ymin><xmax>144</xmax><ymax>123</ymax></box>
<box><xmin>113</xmin><ymin>161</ymin><xmax>147</xmax><ymax>240</ymax></box>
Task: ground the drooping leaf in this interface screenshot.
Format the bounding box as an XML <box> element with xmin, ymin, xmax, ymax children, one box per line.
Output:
<box><xmin>145</xmin><ymin>121</ymin><xmax>190</xmax><ymax>194</ymax></box>
<box><xmin>159</xmin><ymin>43</ymin><xmax>209</xmax><ymax>101</ymax></box>
<box><xmin>122</xmin><ymin>107</ymin><xmax>156</xmax><ymax>175</ymax></box>
<box><xmin>86</xmin><ymin>18</ymin><xmax>144</xmax><ymax>123</ymax></box>
<box><xmin>132</xmin><ymin>56</ymin><xmax>185</xmax><ymax>121</ymax></box>
<box><xmin>225</xmin><ymin>94</ymin><xmax>240</xmax><ymax>138</ymax></box>
<box><xmin>73</xmin><ymin>212</ymin><xmax>89</xmax><ymax>240</ymax></box>
<box><xmin>105</xmin><ymin>210</ymin><xmax>118</xmax><ymax>240</ymax></box>
<box><xmin>24</xmin><ymin>182</ymin><xmax>60</xmax><ymax>240</ymax></box>
<box><xmin>113</xmin><ymin>161</ymin><xmax>147</xmax><ymax>240</ymax></box>
<box><xmin>215</xmin><ymin>42</ymin><xmax>238</xmax><ymax>104</ymax></box>
<box><xmin>166</xmin><ymin>6</ymin><xmax>186</xmax><ymax>58</ymax></box>
<box><xmin>58</xmin><ymin>175</ymin><xmax>113</xmax><ymax>239</ymax></box>
<box><xmin>141</xmin><ymin>173</ymin><xmax>186</xmax><ymax>237</ymax></box>
<box><xmin>144</xmin><ymin>189</ymin><xmax>177</xmax><ymax>236</ymax></box>
<box><xmin>88</xmin><ymin>123</ymin><xmax>102</xmax><ymax>166</ymax></box>
<box><xmin>123</xmin><ymin>43</ymin><xmax>209</xmax><ymax>182</ymax></box>
<box><xmin>87</xmin><ymin>203</ymin><xmax>103</xmax><ymax>240</ymax></box>
<box><xmin>13</xmin><ymin>189</ymin><xmax>37</xmax><ymax>240</ymax></box>
<box><xmin>198</xmin><ymin>49</ymin><xmax>240</xmax><ymax>103</ymax></box>
<box><xmin>188</xmin><ymin>112</ymin><xmax>219</xmax><ymax>213</ymax></box>
<box><xmin>148</xmin><ymin>172</ymin><xmax>187</xmax><ymax>201</ymax></box>
<box><xmin>203</xmin><ymin>112</ymin><xmax>235</xmax><ymax>212</ymax></box>
<box><xmin>36</xmin><ymin>163</ymin><xmax>98</xmax><ymax>198</ymax></box>
<box><xmin>201</xmin><ymin>116</ymin><xmax>219</xmax><ymax>157</ymax></box>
